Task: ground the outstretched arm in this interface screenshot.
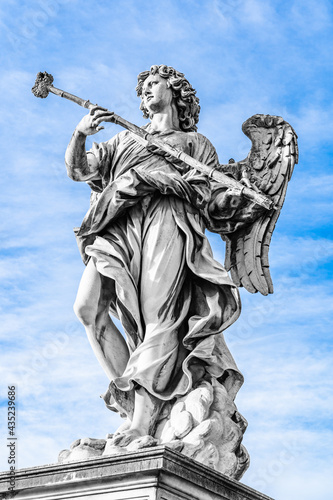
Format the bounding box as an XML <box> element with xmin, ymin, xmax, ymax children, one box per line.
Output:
<box><xmin>65</xmin><ymin>106</ymin><xmax>115</xmax><ymax>181</ymax></box>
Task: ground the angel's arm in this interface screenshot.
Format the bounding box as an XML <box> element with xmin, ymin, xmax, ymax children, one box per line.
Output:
<box><xmin>65</xmin><ymin>130</ymin><xmax>101</xmax><ymax>182</ymax></box>
<box><xmin>65</xmin><ymin>106</ymin><xmax>115</xmax><ymax>182</ymax></box>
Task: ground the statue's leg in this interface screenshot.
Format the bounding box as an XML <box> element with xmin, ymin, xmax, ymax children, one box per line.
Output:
<box><xmin>138</xmin><ymin>198</ymin><xmax>187</xmax><ymax>393</ymax></box>
<box><xmin>111</xmin><ymin>385</ymin><xmax>161</xmax><ymax>446</ymax></box>
<box><xmin>74</xmin><ymin>258</ymin><xmax>129</xmax><ymax>380</ymax></box>
<box><xmin>112</xmin><ymin>199</ymin><xmax>188</xmax><ymax>445</ymax></box>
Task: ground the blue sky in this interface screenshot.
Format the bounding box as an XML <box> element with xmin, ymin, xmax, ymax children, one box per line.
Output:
<box><xmin>0</xmin><ymin>0</ymin><xmax>332</xmax><ymax>498</ymax></box>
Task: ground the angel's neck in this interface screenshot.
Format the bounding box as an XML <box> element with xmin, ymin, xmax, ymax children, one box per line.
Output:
<box><xmin>149</xmin><ymin>105</ymin><xmax>180</xmax><ymax>133</ymax></box>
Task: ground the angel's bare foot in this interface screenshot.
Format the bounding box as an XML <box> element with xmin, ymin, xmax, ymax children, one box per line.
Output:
<box><xmin>111</xmin><ymin>429</ymin><xmax>142</xmax><ymax>447</ymax></box>
<box><xmin>112</xmin><ymin>418</ymin><xmax>131</xmax><ymax>437</ymax></box>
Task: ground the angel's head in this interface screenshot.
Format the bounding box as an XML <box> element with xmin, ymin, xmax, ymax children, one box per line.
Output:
<box><xmin>136</xmin><ymin>65</ymin><xmax>200</xmax><ymax>132</ymax></box>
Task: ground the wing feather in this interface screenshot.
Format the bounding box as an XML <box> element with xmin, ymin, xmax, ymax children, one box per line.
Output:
<box><xmin>252</xmin><ymin>217</ymin><xmax>271</xmax><ymax>295</ymax></box>
<box><xmin>236</xmin><ymin>234</ymin><xmax>257</xmax><ymax>293</ymax></box>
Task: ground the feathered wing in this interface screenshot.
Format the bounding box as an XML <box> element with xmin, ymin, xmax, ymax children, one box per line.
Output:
<box><xmin>221</xmin><ymin>114</ymin><xmax>298</xmax><ymax>295</ymax></box>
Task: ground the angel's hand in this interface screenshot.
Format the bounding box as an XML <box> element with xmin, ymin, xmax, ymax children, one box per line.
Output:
<box><xmin>239</xmin><ymin>170</ymin><xmax>260</xmax><ymax>192</ymax></box>
<box><xmin>209</xmin><ymin>187</ymin><xmax>244</xmax><ymax>215</ymax></box>
<box><xmin>76</xmin><ymin>106</ymin><xmax>115</xmax><ymax>136</ymax></box>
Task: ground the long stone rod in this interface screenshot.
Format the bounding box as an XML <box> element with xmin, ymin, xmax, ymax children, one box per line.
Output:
<box><xmin>49</xmin><ymin>85</ymin><xmax>149</xmax><ymax>140</ymax></box>
<box><xmin>48</xmin><ymin>84</ymin><xmax>274</xmax><ymax>210</ymax></box>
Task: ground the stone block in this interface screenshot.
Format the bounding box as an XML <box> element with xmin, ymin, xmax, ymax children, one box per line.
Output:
<box><xmin>0</xmin><ymin>446</ymin><xmax>273</xmax><ymax>500</ymax></box>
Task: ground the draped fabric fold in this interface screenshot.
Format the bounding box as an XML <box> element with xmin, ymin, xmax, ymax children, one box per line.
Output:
<box><xmin>75</xmin><ymin>127</ymin><xmax>243</xmax><ymax>408</ymax></box>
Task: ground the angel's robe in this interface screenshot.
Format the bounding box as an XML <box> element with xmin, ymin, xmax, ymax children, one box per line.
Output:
<box><xmin>74</xmin><ymin>126</ymin><xmax>244</xmax><ymax>409</ymax></box>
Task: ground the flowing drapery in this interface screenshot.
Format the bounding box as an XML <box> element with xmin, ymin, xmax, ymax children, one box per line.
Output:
<box><xmin>75</xmin><ymin>127</ymin><xmax>244</xmax><ymax>406</ymax></box>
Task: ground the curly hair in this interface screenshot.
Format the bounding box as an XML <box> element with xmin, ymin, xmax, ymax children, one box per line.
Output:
<box><xmin>136</xmin><ymin>65</ymin><xmax>200</xmax><ymax>132</ymax></box>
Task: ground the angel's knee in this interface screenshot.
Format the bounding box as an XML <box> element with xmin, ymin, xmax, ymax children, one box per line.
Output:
<box><xmin>73</xmin><ymin>299</ymin><xmax>96</xmax><ymax>327</ymax></box>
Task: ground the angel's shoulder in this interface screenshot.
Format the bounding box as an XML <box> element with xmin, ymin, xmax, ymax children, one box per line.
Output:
<box><xmin>105</xmin><ymin>129</ymin><xmax>128</xmax><ymax>146</ymax></box>
<box><xmin>183</xmin><ymin>131</ymin><xmax>218</xmax><ymax>159</ymax></box>
<box><xmin>186</xmin><ymin>130</ymin><xmax>215</xmax><ymax>146</ymax></box>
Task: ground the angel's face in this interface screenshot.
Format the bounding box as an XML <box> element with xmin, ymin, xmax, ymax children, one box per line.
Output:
<box><xmin>141</xmin><ymin>74</ymin><xmax>173</xmax><ymax>115</ymax></box>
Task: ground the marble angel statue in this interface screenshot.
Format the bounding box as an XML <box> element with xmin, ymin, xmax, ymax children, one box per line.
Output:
<box><xmin>36</xmin><ymin>65</ymin><xmax>297</xmax><ymax>478</ymax></box>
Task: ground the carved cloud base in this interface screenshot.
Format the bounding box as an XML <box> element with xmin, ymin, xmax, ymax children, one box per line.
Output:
<box><xmin>59</xmin><ymin>379</ymin><xmax>250</xmax><ymax>480</ymax></box>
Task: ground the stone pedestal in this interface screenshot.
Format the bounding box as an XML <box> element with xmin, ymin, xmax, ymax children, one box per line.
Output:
<box><xmin>0</xmin><ymin>446</ymin><xmax>273</xmax><ymax>500</ymax></box>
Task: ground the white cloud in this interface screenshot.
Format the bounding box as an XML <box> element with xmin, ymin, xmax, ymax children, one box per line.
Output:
<box><xmin>290</xmin><ymin>0</ymin><xmax>333</xmax><ymax>33</ymax></box>
<box><xmin>288</xmin><ymin>104</ymin><xmax>333</xmax><ymax>151</ymax></box>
